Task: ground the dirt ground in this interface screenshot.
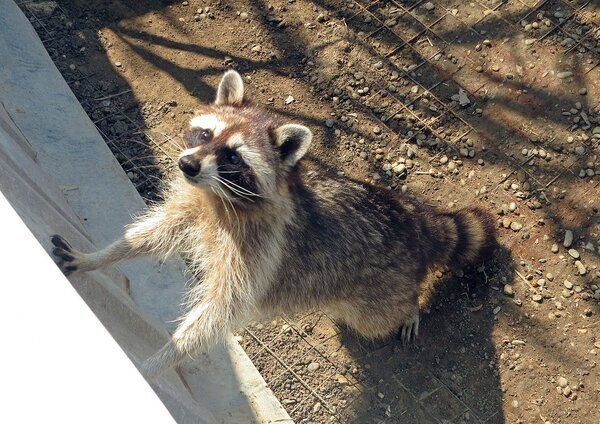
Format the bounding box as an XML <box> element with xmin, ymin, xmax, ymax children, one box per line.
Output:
<box><xmin>20</xmin><ymin>0</ymin><xmax>600</xmax><ymax>422</ymax></box>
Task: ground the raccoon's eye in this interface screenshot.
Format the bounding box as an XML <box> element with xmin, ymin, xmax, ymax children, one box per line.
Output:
<box><xmin>199</xmin><ymin>129</ymin><xmax>212</xmax><ymax>141</ymax></box>
<box><xmin>228</xmin><ymin>152</ymin><xmax>241</xmax><ymax>165</ymax></box>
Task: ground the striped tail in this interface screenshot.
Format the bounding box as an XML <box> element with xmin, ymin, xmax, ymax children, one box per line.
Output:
<box><xmin>419</xmin><ymin>207</ymin><xmax>496</xmax><ymax>308</ymax></box>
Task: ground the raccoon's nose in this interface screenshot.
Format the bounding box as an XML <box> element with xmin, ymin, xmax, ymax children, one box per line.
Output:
<box><xmin>178</xmin><ymin>155</ymin><xmax>201</xmax><ymax>177</ymax></box>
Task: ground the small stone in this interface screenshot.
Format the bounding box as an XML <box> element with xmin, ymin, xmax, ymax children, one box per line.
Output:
<box><xmin>423</xmin><ymin>2</ymin><xmax>435</xmax><ymax>11</ymax></box>
<box><xmin>182</xmin><ymin>1</ymin><xmax>189</xmax><ymax>5</ymax></box>
<box><xmin>509</xmin><ymin>202</ymin><xmax>517</xmax><ymax>212</ymax></box>
<box><xmin>511</xmin><ymin>400</ymin><xmax>519</xmax><ymax>408</ymax></box>
<box><xmin>563</xmin><ymin>230</ymin><xmax>573</xmax><ymax>247</ymax></box>
<box><xmin>532</xmin><ymin>294</ymin><xmax>543</xmax><ymax>303</ymax></box>
<box><xmin>491</xmin><ymin>64</ymin><xmax>500</xmax><ymax>72</ymax></box>
<box><xmin>285</xmin><ymin>95</ymin><xmax>294</xmax><ymax>105</ymax></box>
<box><xmin>115</xmin><ymin>61</ymin><xmax>122</xmax><ymax>67</ymax></box>
<box><xmin>460</xmin><ymin>147</ymin><xmax>469</xmax><ymax>157</ymax></box>
<box><xmin>551</xmin><ymin>243</ymin><xmax>559</xmax><ymax>253</ymax></box>
<box><xmin>510</xmin><ymin>222</ymin><xmax>523</xmax><ymax>232</ymax></box>
<box><xmin>373</xmin><ymin>126</ymin><xmax>382</xmax><ymax>135</ymax></box>
<box><xmin>393</xmin><ymin>164</ymin><xmax>407</xmax><ymax>175</ymax></box>
<box><xmin>251</xmin><ymin>45</ymin><xmax>262</xmax><ymax>53</ymax></box>
<box><xmin>568</xmin><ymin>249</ymin><xmax>580</xmax><ymax>259</ymax></box>
<box><xmin>337</xmin><ymin>375</ymin><xmax>349</xmax><ymax>385</ymax></box>
<box><xmin>563</xmin><ymin>386</ymin><xmax>572</xmax><ymax>397</ymax></box>
<box><xmin>307</xmin><ymin>362</ymin><xmax>320</xmax><ymax>372</ymax></box>
<box><xmin>313</xmin><ymin>402</ymin><xmax>321</xmax><ymax>413</ymax></box>
<box><xmin>325</xmin><ymin>119</ymin><xmax>335</xmax><ymax>128</ymax></box>
<box><xmin>458</xmin><ymin>89</ymin><xmax>470</xmax><ymax>106</ymax></box>
<box><xmin>502</xmin><ymin>217</ymin><xmax>512</xmax><ymax>229</ymax></box>
<box><xmin>575</xmin><ymin>146</ymin><xmax>585</xmax><ymax>155</ymax></box>
<box><xmin>575</xmin><ymin>260</ymin><xmax>586</xmax><ymax>275</ymax></box>
<box><xmin>579</xmin><ymin>87</ymin><xmax>587</xmax><ymax>95</ymax></box>
<box><xmin>377</xmin><ymin>392</ymin><xmax>385</xmax><ymax>399</ymax></box>
<box><xmin>503</xmin><ymin>284</ymin><xmax>514</xmax><ymax>296</ymax></box>
<box><xmin>558</xmin><ymin>377</ymin><xmax>568</xmax><ymax>388</ymax></box>
<box><xmin>557</xmin><ymin>71</ymin><xmax>573</xmax><ymax>79</ymax></box>
<box><xmin>240</xmin><ymin>12</ymin><xmax>248</xmax><ymax>19</ymax></box>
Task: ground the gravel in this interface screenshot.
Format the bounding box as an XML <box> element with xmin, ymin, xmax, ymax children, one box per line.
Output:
<box><xmin>563</xmin><ymin>230</ymin><xmax>573</xmax><ymax>248</ymax></box>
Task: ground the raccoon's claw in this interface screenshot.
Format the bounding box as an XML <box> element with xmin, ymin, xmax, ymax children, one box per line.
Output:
<box><xmin>399</xmin><ymin>313</ymin><xmax>420</xmax><ymax>347</ymax></box>
<box><xmin>51</xmin><ymin>234</ymin><xmax>72</xmax><ymax>250</ymax></box>
<box><xmin>50</xmin><ymin>234</ymin><xmax>79</xmax><ymax>275</ymax></box>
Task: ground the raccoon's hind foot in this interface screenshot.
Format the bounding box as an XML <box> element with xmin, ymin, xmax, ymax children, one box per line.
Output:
<box><xmin>397</xmin><ymin>312</ymin><xmax>420</xmax><ymax>347</ymax></box>
<box><xmin>51</xmin><ymin>234</ymin><xmax>82</xmax><ymax>275</ymax></box>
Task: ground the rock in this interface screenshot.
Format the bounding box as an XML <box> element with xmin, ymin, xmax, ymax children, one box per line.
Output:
<box><xmin>285</xmin><ymin>95</ymin><xmax>294</xmax><ymax>105</ymax></box>
<box><xmin>460</xmin><ymin>147</ymin><xmax>469</xmax><ymax>157</ymax></box>
<box><xmin>509</xmin><ymin>202</ymin><xmax>517</xmax><ymax>212</ymax></box>
<box><xmin>373</xmin><ymin>126</ymin><xmax>382</xmax><ymax>135</ymax></box>
<box><xmin>423</xmin><ymin>2</ymin><xmax>435</xmax><ymax>11</ymax></box>
<box><xmin>502</xmin><ymin>217</ymin><xmax>511</xmax><ymax>229</ymax></box>
<box><xmin>325</xmin><ymin>119</ymin><xmax>335</xmax><ymax>128</ymax></box>
<box><xmin>491</xmin><ymin>64</ymin><xmax>500</xmax><ymax>72</ymax></box>
<box><xmin>563</xmin><ymin>230</ymin><xmax>573</xmax><ymax>247</ymax></box>
<box><xmin>575</xmin><ymin>146</ymin><xmax>585</xmax><ymax>155</ymax></box>
<box><xmin>337</xmin><ymin>375</ymin><xmax>349</xmax><ymax>385</ymax></box>
<box><xmin>115</xmin><ymin>61</ymin><xmax>123</xmax><ymax>67</ymax></box>
<box><xmin>532</xmin><ymin>294</ymin><xmax>543</xmax><ymax>303</ymax></box>
<box><xmin>503</xmin><ymin>284</ymin><xmax>514</xmax><ymax>296</ymax></box>
<box><xmin>458</xmin><ymin>89</ymin><xmax>470</xmax><ymax>106</ymax></box>
<box><xmin>575</xmin><ymin>260</ymin><xmax>586</xmax><ymax>275</ymax></box>
<box><xmin>558</xmin><ymin>377</ymin><xmax>568</xmax><ymax>388</ymax></box>
<box><xmin>510</xmin><ymin>222</ymin><xmax>523</xmax><ymax>232</ymax></box>
<box><xmin>579</xmin><ymin>87</ymin><xmax>587</xmax><ymax>95</ymax></box>
<box><xmin>551</xmin><ymin>243</ymin><xmax>559</xmax><ymax>253</ymax></box>
<box><xmin>251</xmin><ymin>45</ymin><xmax>262</xmax><ymax>53</ymax></box>
<box><xmin>393</xmin><ymin>164</ymin><xmax>407</xmax><ymax>175</ymax></box>
<box><xmin>568</xmin><ymin>248</ymin><xmax>580</xmax><ymax>259</ymax></box>
<box><xmin>307</xmin><ymin>362</ymin><xmax>320</xmax><ymax>372</ymax></box>
<box><xmin>240</xmin><ymin>12</ymin><xmax>248</xmax><ymax>19</ymax></box>
<box><xmin>557</xmin><ymin>71</ymin><xmax>573</xmax><ymax>79</ymax></box>
<box><xmin>313</xmin><ymin>402</ymin><xmax>321</xmax><ymax>413</ymax></box>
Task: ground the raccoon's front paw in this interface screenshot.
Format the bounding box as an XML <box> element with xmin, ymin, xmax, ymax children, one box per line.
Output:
<box><xmin>50</xmin><ymin>234</ymin><xmax>81</xmax><ymax>275</ymax></box>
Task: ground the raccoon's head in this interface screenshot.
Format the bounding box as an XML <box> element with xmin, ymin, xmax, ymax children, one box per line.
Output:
<box><xmin>178</xmin><ymin>70</ymin><xmax>312</xmax><ymax>206</ymax></box>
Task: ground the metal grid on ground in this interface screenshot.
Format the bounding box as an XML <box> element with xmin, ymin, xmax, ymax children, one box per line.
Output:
<box><xmin>240</xmin><ymin>0</ymin><xmax>600</xmax><ymax>422</ymax></box>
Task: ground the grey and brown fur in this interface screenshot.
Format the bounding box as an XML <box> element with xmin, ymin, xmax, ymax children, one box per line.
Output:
<box><xmin>51</xmin><ymin>70</ymin><xmax>496</xmax><ymax>380</ymax></box>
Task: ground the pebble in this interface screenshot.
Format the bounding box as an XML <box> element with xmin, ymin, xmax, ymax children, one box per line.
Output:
<box><xmin>551</xmin><ymin>243</ymin><xmax>559</xmax><ymax>253</ymax></box>
<box><xmin>503</xmin><ymin>284</ymin><xmax>514</xmax><ymax>296</ymax></box>
<box><xmin>557</xmin><ymin>71</ymin><xmax>573</xmax><ymax>79</ymax></box>
<box><xmin>285</xmin><ymin>95</ymin><xmax>294</xmax><ymax>104</ymax></box>
<box><xmin>337</xmin><ymin>375</ymin><xmax>349</xmax><ymax>385</ymax></box>
<box><xmin>325</xmin><ymin>119</ymin><xmax>334</xmax><ymax>128</ymax></box>
<box><xmin>509</xmin><ymin>202</ymin><xmax>517</xmax><ymax>212</ymax></box>
<box><xmin>115</xmin><ymin>61</ymin><xmax>122</xmax><ymax>67</ymax></box>
<box><xmin>307</xmin><ymin>362</ymin><xmax>320</xmax><ymax>372</ymax></box>
<box><xmin>491</xmin><ymin>64</ymin><xmax>500</xmax><ymax>72</ymax></box>
<box><xmin>240</xmin><ymin>12</ymin><xmax>248</xmax><ymax>19</ymax></box>
<box><xmin>510</xmin><ymin>222</ymin><xmax>523</xmax><ymax>232</ymax></box>
<box><xmin>563</xmin><ymin>230</ymin><xmax>573</xmax><ymax>248</ymax></box>
<box><xmin>558</xmin><ymin>377</ymin><xmax>568</xmax><ymax>388</ymax></box>
<box><xmin>568</xmin><ymin>249</ymin><xmax>580</xmax><ymax>259</ymax></box>
<box><xmin>575</xmin><ymin>146</ymin><xmax>585</xmax><ymax>155</ymax></box>
<box><xmin>532</xmin><ymin>294</ymin><xmax>543</xmax><ymax>303</ymax></box>
<box><xmin>579</xmin><ymin>87</ymin><xmax>587</xmax><ymax>95</ymax></box>
<box><xmin>575</xmin><ymin>260</ymin><xmax>586</xmax><ymax>275</ymax></box>
<box><xmin>393</xmin><ymin>164</ymin><xmax>407</xmax><ymax>175</ymax></box>
<box><xmin>313</xmin><ymin>402</ymin><xmax>321</xmax><ymax>413</ymax></box>
<box><xmin>423</xmin><ymin>2</ymin><xmax>435</xmax><ymax>11</ymax></box>
<box><xmin>373</xmin><ymin>126</ymin><xmax>382</xmax><ymax>135</ymax></box>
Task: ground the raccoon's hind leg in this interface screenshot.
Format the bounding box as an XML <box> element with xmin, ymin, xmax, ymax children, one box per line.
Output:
<box><xmin>328</xmin><ymin>295</ymin><xmax>420</xmax><ymax>344</ymax></box>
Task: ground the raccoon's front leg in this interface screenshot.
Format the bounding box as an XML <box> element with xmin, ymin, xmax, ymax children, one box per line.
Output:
<box><xmin>51</xmin><ymin>207</ymin><xmax>175</xmax><ymax>275</ymax></box>
<box><xmin>51</xmin><ymin>234</ymin><xmax>141</xmax><ymax>275</ymax></box>
<box><xmin>140</xmin><ymin>301</ymin><xmax>238</xmax><ymax>380</ymax></box>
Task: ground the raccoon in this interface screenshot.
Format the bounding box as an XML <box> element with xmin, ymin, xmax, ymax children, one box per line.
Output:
<box><xmin>51</xmin><ymin>70</ymin><xmax>495</xmax><ymax>379</ymax></box>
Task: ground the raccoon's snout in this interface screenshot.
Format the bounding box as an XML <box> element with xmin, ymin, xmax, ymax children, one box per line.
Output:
<box><xmin>179</xmin><ymin>155</ymin><xmax>201</xmax><ymax>177</ymax></box>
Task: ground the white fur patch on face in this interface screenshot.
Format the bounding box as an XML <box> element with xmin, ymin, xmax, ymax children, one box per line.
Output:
<box><xmin>237</xmin><ymin>144</ymin><xmax>274</xmax><ymax>193</ymax></box>
<box><xmin>189</xmin><ymin>114</ymin><xmax>227</xmax><ymax>137</ymax></box>
<box><xmin>226</xmin><ymin>133</ymin><xmax>244</xmax><ymax>149</ymax></box>
<box><xmin>201</xmin><ymin>154</ymin><xmax>218</xmax><ymax>179</ymax></box>
<box><xmin>179</xmin><ymin>146</ymin><xmax>201</xmax><ymax>159</ymax></box>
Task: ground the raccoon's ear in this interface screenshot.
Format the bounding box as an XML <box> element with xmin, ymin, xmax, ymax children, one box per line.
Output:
<box><xmin>215</xmin><ymin>70</ymin><xmax>244</xmax><ymax>106</ymax></box>
<box><xmin>273</xmin><ymin>124</ymin><xmax>312</xmax><ymax>167</ymax></box>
